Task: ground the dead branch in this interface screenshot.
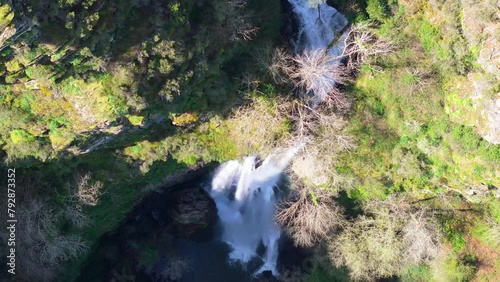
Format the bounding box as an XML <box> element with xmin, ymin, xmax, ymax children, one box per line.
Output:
<box><xmin>276</xmin><ymin>183</ymin><xmax>346</xmax><ymax>247</ymax></box>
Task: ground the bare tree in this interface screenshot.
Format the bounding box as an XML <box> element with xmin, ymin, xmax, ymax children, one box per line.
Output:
<box><xmin>289</xmin><ymin>49</ymin><xmax>352</xmax><ymax>107</ymax></box>
<box><xmin>276</xmin><ymin>181</ymin><xmax>346</xmax><ymax>247</ymax></box>
<box><xmin>18</xmin><ymin>199</ymin><xmax>88</xmax><ymax>281</ymax></box>
<box><xmin>266</xmin><ymin>47</ymin><xmax>294</xmax><ymax>84</ymax></box>
<box><xmin>215</xmin><ymin>0</ymin><xmax>259</xmax><ymax>42</ymax></box>
<box><xmin>266</xmin><ymin>24</ymin><xmax>391</xmax><ymax>108</ymax></box>
<box><xmin>339</xmin><ymin>23</ymin><xmax>394</xmax><ymax>71</ymax></box>
<box><xmin>284</xmin><ymin>101</ymin><xmax>356</xmax><ymax>188</ymax></box>
<box><xmin>330</xmin><ymin>214</ymin><xmax>405</xmax><ymax>281</ymax></box>
<box><xmin>402</xmin><ymin>210</ymin><xmax>442</xmax><ymax>264</ymax></box>
<box><xmin>74</xmin><ymin>173</ymin><xmax>104</xmax><ymax>206</ymax></box>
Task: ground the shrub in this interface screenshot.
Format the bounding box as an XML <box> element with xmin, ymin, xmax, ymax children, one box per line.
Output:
<box><xmin>10</xmin><ymin>129</ymin><xmax>35</xmax><ymax>144</ymax></box>
<box><xmin>226</xmin><ymin>97</ymin><xmax>290</xmax><ymax>155</ymax></box>
<box><xmin>3</xmin><ymin>137</ymin><xmax>53</xmax><ymax>164</ymax></box>
<box><xmin>400</xmin><ymin>265</ymin><xmax>432</xmax><ymax>282</ymax></box>
<box><xmin>430</xmin><ymin>248</ymin><xmax>476</xmax><ymax>282</ymax></box>
<box><xmin>0</xmin><ymin>4</ymin><xmax>14</xmax><ymax>30</ymax></box>
<box><xmin>329</xmin><ymin>197</ymin><xmax>442</xmax><ymax>280</ymax></box>
<box><xmin>473</xmin><ymin>197</ymin><xmax>500</xmax><ymax>248</ymax></box>
<box><xmin>366</xmin><ymin>0</ymin><xmax>390</xmax><ymax>21</ymax></box>
<box><xmin>126</xmin><ymin>115</ymin><xmax>144</xmax><ymax>126</ymax></box>
<box><xmin>17</xmin><ymin>198</ymin><xmax>88</xmax><ymax>281</ymax></box>
<box><xmin>417</xmin><ymin>19</ymin><xmax>440</xmax><ymax>54</ymax></box>
<box><xmin>49</xmin><ymin>129</ymin><xmax>76</xmax><ymax>151</ymax></box>
<box><xmin>171</xmin><ymin>112</ymin><xmax>199</xmax><ymax>126</ymax></box>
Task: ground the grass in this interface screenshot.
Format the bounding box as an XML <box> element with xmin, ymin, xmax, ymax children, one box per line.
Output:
<box><xmin>401</xmin><ymin>264</ymin><xmax>432</xmax><ymax>282</ymax></box>
<box><xmin>334</xmin><ymin>16</ymin><xmax>499</xmax><ymax>199</ymax></box>
<box><xmin>305</xmin><ymin>264</ymin><xmax>351</xmax><ymax>282</ymax></box>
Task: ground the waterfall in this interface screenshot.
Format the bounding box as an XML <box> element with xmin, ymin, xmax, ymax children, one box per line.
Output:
<box><xmin>288</xmin><ymin>0</ymin><xmax>348</xmax><ymax>57</ymax></box>
<box><xmin>207</xmin><ymin>1</ymin><xmax>348</xmax><ymax>277</ymax></box>
<box><xmin>209</xmin><ymin>148</ymin><xmax>299</xmax><ymax>276</ymax></box>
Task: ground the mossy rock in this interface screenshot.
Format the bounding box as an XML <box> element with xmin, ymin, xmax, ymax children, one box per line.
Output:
<box><xmin>49</xmin><ymin>128</ymin><xmax>76</xmax><ymax>150</ymax></box>
<box><xmin>172</xmin><ymin>112</ymin><xmax>199</xmax><ymax>126</ymax></box>
<box><xmin>126</xmin><ymin>115</ymin><xmax>144</xmax><ymax>126</ymax></box>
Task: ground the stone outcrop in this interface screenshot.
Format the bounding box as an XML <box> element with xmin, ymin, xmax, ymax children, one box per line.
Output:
<box><xmin>460</xmin><ymin>0</ymin><xmax>500</xmax><ymax>144</ymax></box>
<box><xmin>431</xmin><ymin>0</ymin><xmax>500</xmax><ymax>144</ymax></box>
<box><xmin>167</xmin><ymin>188</ymin><xmax>217</xmax><ymax>237</ymax></box>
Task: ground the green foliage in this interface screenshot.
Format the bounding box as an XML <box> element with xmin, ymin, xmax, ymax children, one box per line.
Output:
<box><xmin>401</xmin><ymin>264</ymin><xmax>432</xmax><ymax>282</ymax></box>
<box><xmin>433</xmin><ymin>253</ymin><xmax>477</xmax><ymax>282</ymax></box>
<box><xmin>126</xmin><ymin>115</ymin><xmax>144</xmax><ymax>126</ymax></box>
<box><xmin>10</xmin><ymin>129</ymin><xmax>35</xmax><ymax>144</ymax></box>
<box><xmin>366</xmin><ymin>0</ymin><xmax>390</xmax><ymax>21</ymax></box>
<box><xmin>3</xmin><ymin>137</ymin><xmax>52</xmax><ymax>164</ymax></box>
<box><xmin>410</xmin><ymin>4</ymin><xmax>474</xmax><ymax>75</ymax></box>
<box><xmin>417</xmin><ymin>19</ymin><xmax>440</xmax><ymax>54</ymax></box>
<box><xmin>305</xmin><ymin>264</ymin><xmax>351</xmax><ymax>282</ymax></box>
<box><xmin>0</xmin><ymin>3</ymin><xmax>14</xmax><ymax>30</ymax></box>
<box><xmin>442</xmin><ymin>217</ymin><xmax>467</xmax><ymax>252</ymax></box>
<box><xmin>337</xmin><ymin>13</ymin><xmax>500</xmax><ymax>199</ymax></box>
<box><xmin>49</xmin><ymin>128</ymin><xmax>76</xmax><ymax>150</ymax></box>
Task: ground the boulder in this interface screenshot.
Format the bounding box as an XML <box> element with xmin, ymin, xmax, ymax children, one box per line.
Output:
<box><xmin>168</xmin><ymin>188</ymin><xmax>217</xmax><ymax>237</ymax></box>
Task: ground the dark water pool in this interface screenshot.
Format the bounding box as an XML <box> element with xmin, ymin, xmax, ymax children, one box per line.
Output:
<box><xmin>77</xmin><ymin>169</ymin><xmax>309</xmax><ymax>282</ymax></box>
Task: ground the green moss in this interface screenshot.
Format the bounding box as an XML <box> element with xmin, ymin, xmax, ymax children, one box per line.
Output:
<box><xmin>10</xmin><ymin>129</ymin><xmax>35</xmax><ymax>144</ymax></box>
<box><xmin>126</xmin><ymin>115</ymin><xmax>144</xmax><ymax>126</ymax></box>
<box><xmin>49</xmin><ymin>128</ymin><xmax>76</xmax><ymax>150</ymax></box>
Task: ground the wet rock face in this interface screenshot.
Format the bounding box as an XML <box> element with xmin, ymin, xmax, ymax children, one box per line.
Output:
<box><xmin>168</xmin><ymin>188</ymin><xmax>217</xmax><ymax>237</ymax></box>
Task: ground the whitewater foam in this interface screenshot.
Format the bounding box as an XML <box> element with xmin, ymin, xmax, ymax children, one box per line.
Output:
<box><xmin>209</xmin><ymin>147</ymin><xmax>299</xmax><ymax>276</ymax></box>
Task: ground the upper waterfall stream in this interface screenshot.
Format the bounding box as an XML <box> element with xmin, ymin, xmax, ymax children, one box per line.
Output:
<box><xmin>289</xmin><ymin>0</ymin><xmax>348</xmax><ymax>57</ymax></box>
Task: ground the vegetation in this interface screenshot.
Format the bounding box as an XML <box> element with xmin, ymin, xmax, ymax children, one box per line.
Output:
<box><xmin>1</xmin><ymin>0</ymin><xmax>498</xmax><ymax>281</ymax></box>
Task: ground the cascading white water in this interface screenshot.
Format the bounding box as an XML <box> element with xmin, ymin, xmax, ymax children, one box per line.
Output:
<box><xmin>289</xmin><ymin>0</ymin><xmax>348</xmax><ymax>57</ymax></box>
<box><xmin>209</xmin><ymin>148</ymin><xmax>299</xmax><ymax>276</ymax></box>
<box><xmin>207</xmin><ymin>1</ymin><xmax>348</xmax><ymax>277</ymax></box>
<box><xmin>289</xmin><ymin>0</ymin><xmax>349</xmax><ymax>104</ymax></box>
